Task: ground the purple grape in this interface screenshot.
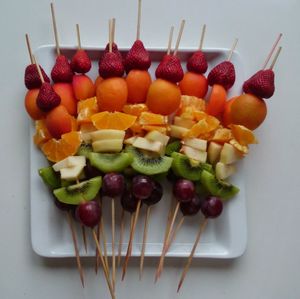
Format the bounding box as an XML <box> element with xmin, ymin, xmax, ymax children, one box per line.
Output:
<box><xmin>132</xmin><ymin>175</ymin><xmax>154</xmax><ymax>200</ymax></box>
<box><xmin>143</xmin><ymin>181</ymin><xmax>163</xmax><ymax>206</ymax></box>
<box><xmin>200</xmin><ymin>196</ymin><xmax>223</xmax><ymax>218</ymax></box>
<box><xmin>75</xmin><ymin>201</ymin><xmax>101</xmax><ymax>228</ymax></box>
<box><xmin>102</xmin><ymin>173</ymin><xmax>125</xmax><ymax>197</ymax></box>
<box><xmin>121</xmin><ymin>189</ymin><xmax>139</xmax><ymax>213</ymax></box>
<box><xmin>85</xmin><ymin>160</ymin><xmax>102</xmax><ymax>178</ymax></box>
<box><xmin>173</xmin><ymin>179</ymin><xmax>195</xmax><ymax>202</ymax></box>
<box><xmin>180</xmin><ymin>195</ymin><xmax>202</xmax><ymax>216</ymax></box>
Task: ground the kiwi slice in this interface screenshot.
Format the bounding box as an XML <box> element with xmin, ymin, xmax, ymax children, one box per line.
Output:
<box><xmin>201</xmin><ymin>170</ymin><xmax>239</xmax><ymax>200</ymax></box>
<box><xmin>77</xmin><ymin>143</ymin><xmax>93</xmax><ymax>158</ymax></box>
<box><xmin>38</xmin><ymin>166</ymin><xmax>61</xmax><ymax>189</ymax></box>
<box><xmin>88</xmin><ymin>152</ymin><xmax>133</xmax><ymax>173</ymax></box>
<box><xmin>125</xmin><ymin>146</ymin><xmax>173</xmax><ymax>175</ymax></box>
<box><xmin>53</xmin><ymin>176</ymin><xmax>102</xmax><ymax>205</ymax></box>
<box><xmin>195</xmin><ymin>181</ymin><xmax>210</xmax><ymax>198</ymax></box>
<box><xmin>165</xmin><ymin>140</ymin><xmax>181</xmax><ymax>156</ymax></box>
<box><xmin>171</xmin><ymin>152</ymin><xmax>213</xmax><ymax>181</ymax></box>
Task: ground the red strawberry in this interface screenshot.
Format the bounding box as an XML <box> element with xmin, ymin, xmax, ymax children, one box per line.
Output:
<box><xmin>24</xmin><ymin>64</ymin><xmax>50</xmax><ymax>89</ymax></box>
<box><xmin>36</xmin><ymin>82</ymin><xmax>61</xmax><ymax>112</ymax></box>
<box><xmin>124</xmin><ymin>40</ymin><xmax>151</xmax><ymax>73</ymax></box>
<box><xmin>243</xmin><ymin>69</ymin><xmax>275</xmax><ymax>99</ymax></box>
<box><xmin>70</xmin><ymin>49</ymin><xmax>91</xmax><ymax>74</ymax></box>
<box><xmin>207</xmin><ymin>61</ymin><xmax>235</xmax><ymax>90</ymax></box>
<box><xmin>187</xmin><ymin>51</ymin><xmax>208</xmax><ymax>74</ymax></box>
<box><xmin>99</xmin><ymin>42</ymin><xmax>123</xmax><ymax>66</ymax></box>
<box><xmin>155</xmin><ymin>55</ymin><xmax>184</xmax><ymax>83</ymax></box>
<box><xmin>51</xmin><ymin>55</ymin><xmax>74</xmax><ymax>83</ymax></box>
<box><xmin>98</xmin><ymin>52</ymin><xmax>124</xmax><ymax>78</ymax></box>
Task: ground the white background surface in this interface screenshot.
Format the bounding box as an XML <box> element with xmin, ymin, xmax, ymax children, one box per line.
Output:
<box><xmin>0</xmin><ymin>0</ymin><xmax>299</xmax><ymax>298</ymax></box>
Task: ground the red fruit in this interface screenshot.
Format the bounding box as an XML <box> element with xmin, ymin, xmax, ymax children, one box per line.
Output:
<box><xmin>24</xmin><ymin>64</ymin><xmax>50</xmax><ymax>89</ymax></box>
<box><xmin>155</xmin><ymin>55</ymin><xmax>184</xmax><ymax>83</ymax></box>
<box><xmin>51</xmin><ymin>55</ymin><xmax>74</xmax><ymax>83</ymax></box>
<box><xmin>207</xmin><ymin>61</ymin><xmax>235</xmax><ymax>90</ymax></box>
<box><xmin>99</xmin><ymin>42</ymin><xmax>123</xmax><ymax>66</ymax></box>
<box><xmin>187</xmin><ymin>51</ymin><xmax>208</xmax><ymax>74</ymax></box>
<box><xmin>124</xmin><ymin>40</ymin><xmax>151</xmax><ymax>73</ymax></box>
<box><xmin>36</xmin><ymin>82</ymin><xmax>61</xmax><ymax>112</ymax></box>
<box><xmin>243</xmin><ymin>69</ymin><xmax>275</xmax><ymax>99</ymax></box>
<box><xmin>70</xmin><ymin>49</ymin><xmax>91</xmax><ymax>73</ymax></box>
<box><xmin>98</xmin><ymin>52</ymin><xmax>124</xmax><ymax>79</ymax></box>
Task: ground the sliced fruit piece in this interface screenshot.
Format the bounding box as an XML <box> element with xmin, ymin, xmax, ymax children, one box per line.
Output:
<box><xmin>125</xmin><ymin>146</ymin><xmax>173</xmax><ymax>175</ymax></box>
<box><xmin>124</xmin><ymin>136</ymin><xmax>138</xmax><ymax>145</ymax></box>
<box><xmin>122</xmin><ymin>103</ymin><xmax>148</xmax><ymax>116</ymax></box>
<box><xmin>181</xmin><ymin>145</ymin><xmax>207</xmax><ymax>163</ymax></box>
<box><xmin>53</xmin><ymin>176</ymin><xmax>102</xmax><ymax>205</ymax></box>
<box><xmin>60</xmin><ymin>165</ymin><xmax>85</xmax><ymax>181</ymax></box>
<box><xmin>201</xmin><ymin>170</ymin><xmax>239</xmax><ymax>200</ymax></box>
<box><xmin>206</xmin><ymin>84</ymin><xmax>227</xmax><ymax>117</ymax></box>
<box><xmin>79</xmin><ymin>123</ymin><xmax>97</xmax><ymax>143</ymax></box>
<box><xmin>193</xmin><ymin>110</ymin><xmax>207</xmax><ymax>121</ymax></box>
<box><xmin>130</xmin><ymin>121</ymin><xmax>144</xmax><ymax>134</ymax></box>
<box><xmin>230</xmin><ymin>124</ymin><xmax>258</xmax><ymax>146</ymax></box>
<box><xmin>171</xmin><ymin>152</ymin><xmax>213</xmax><ymax>181</ymax></box>
<box><xmin>53</xmin><ymin>156</ymin><xmax>86</xmax><ymax>171</ymax></box>
<box><xmin>220</xmin><ymin>143</ymin><xmax>242</xmax><ymax>164</ymax></box>
<box><xmin>207</xmin><ymin>142</ymin><xmax>223</xmax><ymax>164</ymax></box>
<box><xmin>92</xmin><ymin>139</ymin><xmax>123</xmax><ymax>153</ymax></box>
<box><xmin>145</xmin><ymin>130</ymin><xmax>170</xmax><ymax>145</ymax></box>
<box><xmin>182</xmin><ymin>138</ymin><xmax>207</xmax><ymax>151</ymax></box>
<box><xmin>77</xmin><ymin>144</ymin><xmax>93</xmax><ymax>158</ymax></box>
<box><xmin>165</xmin><ymin>140</ymin><xmax>181</xmax><ymax>156</ymax></box>
<box><xmin>142</xmin><ymin>125</ymin><xmax>168</xmax><ymax>134</ymax></box>
<box><xmin>90</xmin><ymin>129</ymin><xmax>125</xmax><ymax>142</ymax></box>
<box><xmin>38</xmin><ymin>166</ymin><xmax>61</xmax><ymax>189</ymax></box>
<box><xmin>139</xmin><ymin>111</ymin><xmax>167</xmax><ymax>125</ymax></box>
<box><xmin>178</xmin><ymin>95</ymin><xmax>206</xmax><ymax>115</ymax></box>
<box><xmin>132</xmin><ymin>137</ymin><xmax>163</xmax><ymax>153</ymax></box>
<box><xmin>173</xmin><ymin>117</ymin><xmax>196</xmax><ymax>129</ymax></box>
<box><xmin>33</xmin><ymin>120</ymin><xmax>52</xmax><ymax>147</ymax></box>
<box><xmin>229</xmin><ymin>139</ymin><xmax>249</xmax><ymax>155</ymax></box>
<box><xmin>88</xmin><ymin>152</ymin><xmax>133</xmax><ymax>173</ymax></box>
<box><xmin>170</xmin><ymin>125</ymin><xmax>189</xmax><ymax>139</ymax></box>
<box><xmin>211</xmin><ymin>128</ymin><xmax>233</xmax><ymax>143</ymax></box>
<box><xmin>185</xmin><ymin>115</ymin><xmax>220</xmax><ymax>138</ymax></box>
<box><xmin>215</xmin><ymin>162</ymin><xmax>236</xmax><ymax>180</ymax></box>
<box><xmin>77</xmin><ymin>97</ymin><xmax>99</xmax><ymax>124</ymax></box>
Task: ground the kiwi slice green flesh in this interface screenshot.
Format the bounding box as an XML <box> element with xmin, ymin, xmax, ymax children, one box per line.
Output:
<box><xmin>88</xmin><ymin>152</ymin><xmax>133</xmax><ymax>173</ymax></box>
<box><xmin>201</xmin><ymin>170</ymin><xmax>239</xmax><ymax>200</ymax></box>
<box><xmin>77</xmin><ymin>143</ymin><xmax>93</xmax><ymax>158</ymax></box>
<box><xmin>165</xmin><ymin>140</ymin><xmax>181</xmax><ymax>156</ymax></box>
<box><xmin>171</xmin><ymin>152</ymin><xmax>213</xmax><ymax>181</ymax></box>
<box><xmin>195</xmin><ymin>181</ymin><xmax>210</xmax><ymax>198</ymax></box>
<box><xmin>53</xmin><ymin>176</ymin><xmax>102</xmax><ymax>205</ymax></box>
<box><xmin>38</xmin><ymin>166</ymin><xmax>61</xmax><ymax>189</ymax></box>
<box><xmin>125</xmin><ymin>146</ymin><xmax>173</xmax><ymax>176</ymax></box>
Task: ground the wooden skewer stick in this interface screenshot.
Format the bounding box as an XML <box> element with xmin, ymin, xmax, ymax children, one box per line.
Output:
<box><xmin>76</xmin><ymin>24</ymin><xmax>82</xmax><ymax>50</ymax></box>
<box><xmin>173</xmin><ymin>20</ymin><xmax>186</xmax><ymax>56</ymax></box>
<box><xmin>95</xmin><ymin>218</ymin><xmax>101</xmax><ymax>274</ymax></box>
<box><xmin>66</xmin><ymin>211</ymin><xmax>85</xmax><ymax>288</ymax></box>
<box><xmin>269</xmin><ymin>46</ymin><xmax>282</xmax><ymax>70</ymax></box>
<box><xmin>81</xmin><ymin>225</ymin><xmax>88</xmax><ymax>253</ymax></box>
<box><xmin>32</xmin><ymin>55</ymin><xmax>45</xmax><ymax>83</ymax></box>
<box><xmin>25</xmin><ymin>34</ymin><xmax>34</xmax><ymax>64</ymax></box>
<box><xmin>117</xmin><ymin>209</ymin><xmax>125</xmax><ymax>266</ymax></box>
<box><xmin>177</xmin><ymin>218</ymin><xmax>208</xmax><ymax>292</ymax></box>
<box><xmin>227</xmin><ymin>38</ymin><xmax>238</xmax><ymax>61</ymax></box>
<box><xmin>139</xmin><ymin>206</ymin><xmax>151</xmax><ymax>280</ymax></box>
<box><xmin>198</xmin><ymin>24</ymin><xmax>206</xmax><ymax>51</ymax></box>
<box><xmin>111</xmin><ymin>198</ymin><xmax>116</xmax><ymax>292</ymax></box>
<box><xmin>112</xmin><ymin>18</ymin><xmax>116</xmax><ymax>44</ymax></box>
<box><xmin>100</xmin><ymin>217</ymin><xmax>110</xmax><ymax>273</ymax></box>
<box><xmin>136</xmin><ymin>0</ymin><xmax>142</xmax><ymax>40</ymax></box>
<box><xmin>262</xmin><ymin>33</ymin><xmax>282</xmax><ymax>69</ymax></box>
<box><xmin>167</xmin><ymin>26</ymin><xmax>174</xmax><ymax>55</ymax></box>
<box><xmin>50</xmin><ymin>2</ymin><xmax>60</xmax><ymax>56</ymax></box>
<box><xmin>109</xmin><ymin>19</ymin><xmax>113</xmax><ymax>53</ymax></box>
<box><xmin>155</xmin><ymin>201</ymin><xmax>180</xmax><ymax>282</ymax></box>
<box><xmin>122</xmin><ymin>200</ymin><xmax>142</xmax><ymax>280</ymax></box>
<box><xmin>92</xmin><ymin>230</ymin><xmax>116</xmax><ymax>299</ymax></box>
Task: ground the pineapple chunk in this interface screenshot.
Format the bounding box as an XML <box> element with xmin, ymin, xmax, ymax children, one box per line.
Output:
<box><xmin>170</xmin><ymin>125</ymin><xmax>189</xmax><ymax>139</ymax></box>
<box><xmin>90</xmin><ymin>129</ymin><xmax>125</xmax><ymax>142</ymax></box>
<box><xmin>132</xmin><ymin>137</ymin><xmax>163</xmax><ymax>153</ymax></box>
<box><xmin>145</xmin><ymin>130</ymin><xmax>170</xmax><ymax>146</ymax></box>
<box><xmin>181</xmin><ymin>145</ymin><xmax>207</xmax><ymax>163</ymax></box>
<box><xmin>92</xmin><ymin>139</ymin><xmax>123</xmax><ymax>153</ymax></box>
<box><xmin>220</xmin><ymin>143</ymin><xmax>242</xmax><ymax>164</ymax></box>
<box><xmin>208</xmin><ymin>142</ymin><xmax>223</xmax><ymax>164</ymax></box>
<box><xmin>215</xmin><ymin>162</ymin><xmax>236</xmax><ymax>180</ymax></box>
<box><xmin>53</xmin><ymin>156</ymin><xmax>86</xmax><ymax>172</ymax></box>
<box><xmin>174</xmin><ymin>117</ymin><xmax>196</xmax><ymax>129</ymax></box>
<box><xmin>182</xmin><ymin>138</ymin><xmax>207</xmax><ymax>151</ymax></box>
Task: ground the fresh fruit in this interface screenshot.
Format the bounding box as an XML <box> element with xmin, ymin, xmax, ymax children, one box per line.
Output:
<box><xmin>77</xmin><ymin>97</ymin><xmax>99</xmax><ymax>124</ymax></box>
<box><xmin>186</xmin><ymin>51</ymin><xmax>208</xmax><ymax>74</ymax></box>
<box><xmin>60</xmin><ymin>165</ymin><xmax>85</xmax><ymax>181</ymax></box>
<box><xmin>180</xmin><ymin>195</ymin><xmax>202</xmax><ymax>216</ymax></box>
<box><xmin>24</xmin><ymin>89</ymin><xmax>46</xmax><ymax>120</ymax></box>
<box><xmin>207</xmin><ymin>61</ymin><xmax>235</xmax><ymax>90</ymax></box>
<box><xmin>207</xmin><ymin>142</ymin><xmax>223</xmax><ymax>164</ymax></box>
<box><xmin>99</xmin><ymin>42</ymin><xmax>123</xmax><ymax>65</ymax></box>
<box><xmin>99</xmin><ymin>52</ymin><xmax>124</xmax><ymax>78</ymax></box>
<box><xmin>96</xmin><ymin>77</ymin><xmax>128</xmax><ymax>112</ymax></box>
<box><xmin>79</xmin><ymin>123</ymin><xmax>97</xmax><ymax>143</ymax></box>
<box><xmin>215</xmin><ymin>162</ymin><xmax>236</xmax><ymax>180</ymax></box>
<box><xmin>139</xmin><ymin>112</ymin><xmax>167</xmax><ymax>126</ymax></box>
<box><xmin>90</xmin><ymin>129</ymin><xmax>125</xmax><ymax>141</ymax></box>
<box><xmin>53</xmin><ymin>83</ymin><xmax>77</xmax><ymax>115</ymax></box>
<box><xmin>102</xmin><ymin>173</ymin><xmax>125</xmax><ymax>197</ymax></box>
<box><xmin>178</xmin><ymin>95</ymin><xmax>206</xmax><ymax>116</ymax></box>
<box><xmin>230</xmin><ymin>139</ymin><xmax>249</xmax><ymax>155</ymax></box>
<box><xmin>146</xmin><ymin>79</ymin><xmax>181</xmax><ymax>115</ymax></box>
<box><xmin>33</xmin><ymin>120</ymin><xmax>52</xmax><ymax>146</ymax></box>
<box><xmin>185</xmin><ymin>115</ymin><xmax>220</xmax><ymax>138</ymax></box>
<box><xmin>229</xmin><ymin>93</ymin><xmax>267</xmax><ymax>130</ymax></box>
<box><xmin>170</xmin><ymin>125</ymin><xmax>189</xmax><ymax>139</ymax></box>
<box><xmin>182</xmin><ymin>138</ymin><xmax>207</xmax><ymax>151</ymax></box>
<box><xmin>121</xmin><ymin>189</ymin><xmax>139</xmax><ymax>213</ymax></box>
<box><xmin>143</xmin><ymin>181</ymin><xmax>163</xmax><ymax>206</ymax></box>
<box><xmin>200</xmin><ymin>170</ymin><xmax>239</xmax><ymax>200</ymax></box>
<box><xmin>206</xmin><ymin>84</ymin><xmax>227</xmax><ymax>117</ymax></box>
<box><xmin>45</xmin><ymin>105</ymin><xmax>73</xmax><ymax>139</ymax></box>
<box><xmin>70</xmin><ymin>49</ymin><xmax>92</xmax><ymax>73</ymax></box>
<box><xmin>72</xmin><ymin>74</ymin><xmax>95</xmax><ymax>100</ymax></box>
<box><xmin>132</xmin><ymin>175</ymin><xmax>154</xmax><ymax>199</ymax></box>
<box><xmin>123</xmin><ymin>103</ymin><xmax>148</xmax><ymax>116</ymax></box>
<box><xmin>41</xmin><ymin>131</ymin><xmax>81</xmax><ymax>162</ymax></box>
<box><xmin>230</xmin><ymin>124</ymin><xmax>258</xmax><ymax>146</ymax></box>
<box><xmin>38</xmin><ymin>166</ymin><xmax>61</xmax><ymax>189</ymax></box>
<box><xmin>179</xmin><ymin>72</ymin><xmax>208</xmax><ymax>98</ymax></box>
<box><xmin>243</xmin><ymin>69</ymin><xmax>275</xmax><ymax>99</ymax></box>
<box><xmin>173</xmin><ymin>117</ymin><xmax>195</xmax><ymax>129</ymax></box>
<box><xmin>220</xmin><ymin>143</ymin><xmax>242</xmax><ymax>164</ymax></box>
<box><xmin>181</xmin><ymin>145</ymin><xmax>207</xmax><ymax>163</ymax></box>
<box><xmin>125</xmin><ymin>146</ymin><xmax>173</xmax><ymax>175</ymax></box>
<box><xmin>51</xmin><ymin>55</ymin><xmax>74</xmax><ymax>83</ymax></box>
<box><xmin>200</xmin><ymin>196</ymin><xmax>223</xmax><ymax>218</ymax></box>
<box><xmin>53</xmin><ymin>176</ymin><xmax>102</xmax><ymax>205</ymax></box>
<box><xmin>222</xmin><ymin>97</ymin><xmax>236</xmax><ymax>127</ymax></box>
<box><xmin>173</xmin><ymin>179</ymin><xmax>195</xmax><ymax>202</ymax></box>
<box><xmin>132</xmin><ymin>137</ymin><xmax>164</xmax><ymax>154</ymax></box>
<box><xmin>53</xmin><ymin>156</ymin><xmax>86</xmax><ymax>171</ymax></box>
<box><xmin>211</xmin><ymin>128</ymin><xmax>233</xmax><ymax>143</ymax></box>
<box><xmin>92</xmin><ymin>139</ymin><xmax>123</xmax><ymax>153</ymax></box>
<box><xmin>145</xmin><ymin>130</ymin><xmax>170</xmax><ymax>146</ymax></box>
<box><xmin>124</xmin><ymin>40</ymin><xmax>151</xmax><ymax>73</ymax></box>
<box><xmin>165</xmin><ymin>140</ymin><xmax>181</xmax><ymax>156</ymax></box>
<box><xmin>142</xmin><ymin>125</ymin><xmax>168</xmax><ymax>134</ymax></box>
<box><xmin>76</xmin><ymin>201</ymin><xmax>101</xmax><ymax>228</ymax></box>
<box><xmin>77</xmin><ymin>143</ymin><xmax>93</xmax><ymax>158</ymax></box>
<box><xmin>36</xmin><ymin>82</ymin><xmax>61</xmax><ymax>112</ymax></box>
<box><xmin>88</xmin><ymin>152</ymin><xmax>133</xmax><ymax>173</ymax></box>
<box><xmin>155</xmin><ymin>55</ymin><xmax>184</xmax><ymax>83</ymax></box>
<box><xmin>24</xmin><ymin>64</ymin><xmax>50</xmax><ymax>89</ymax></box>
<box><xmin>126</xmin><ymin>70</ymin><xmax>152</xmax><ymax>103</ymax></box>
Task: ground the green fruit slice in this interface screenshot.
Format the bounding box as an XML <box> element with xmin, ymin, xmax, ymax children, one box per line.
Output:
<box><xmin>88</xmin><ymin>152</ymin><xmax>133</xmax><ymax>173</ymax></box>
<box><xmin>53</xmin><ymin>176</ymin><xmax>102</xmax><ymax>205</ymax></box>
<box><xmin>201</xmin><ymin>170</ymin><xmax>239</xmax><ymax>200</ymax></box>
<box><xmin>125</xmin><ymin>146</ymin><xmax>173</xmax><ymax>175</ymax></box>
<box><xmin>77</xmin><ymin>143</ymin><xmax>93</xmax><ymax>158</ymax></box>
<box><xmin>38</xmin><ymin>166</ymin><xmax>61</xmax><ymax>189</ymax></box>
<box><xmin>165</xmin><ymin>140</ymin><xmax>181</xmax><ymax>156</ymax></box>
<box><xmin>171</xmin><ymin>152</ymin><xmax>213</xmax><ymax>181</ymax></box>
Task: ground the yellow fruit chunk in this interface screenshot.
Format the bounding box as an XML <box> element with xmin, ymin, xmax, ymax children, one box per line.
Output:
<box><xmin>77</xmin><ymin>97</ymin><xmax>99</xmax><ymax>124</ymax></box>
<box><xmin>122</xmin><ymin>104</ymin><xmax>148</xmax><ymax>116</ymax></box>
<box><xmin>142</xmin><ymin>125</ymin><xmax>168</xmax><ymax>134</ymax></box>
<box><xmin>185</xmin><ymin>115</ymin><xmax>220</xmax><ymax>138</ymax></box>
<box><xmin>211</xmin><ymin>128</ymin><xmax>233</xmax><ymax>143</ymax></box>
<box><xmin>139</xmin><ymin>112</ymin><xmax>168</xmax><ymax>125</ymax></box>
<box><xmin>229</xmin><ymin>139</ymin><xmax>249</xmax><ymax>155</ymax></box>
<box><xmin>230</xmin><ymin>124</ymin><xmax>258</xmax><ymax>146</ymax></box>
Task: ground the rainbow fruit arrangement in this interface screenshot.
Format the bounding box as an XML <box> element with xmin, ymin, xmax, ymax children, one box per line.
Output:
<box><xmin>24</xmin><ymin>2</ymin><xmax>282</xmax><ymax>298</ymax></box>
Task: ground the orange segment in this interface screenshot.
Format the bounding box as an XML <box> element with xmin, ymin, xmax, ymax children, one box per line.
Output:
<box><xmin>142</xmin><ymin>125</ymin><xmax>168</xmax><ymax>134</ymax></box>
<box><xmin>33</xmin><ymin>120</ymin><xmax>52</xmax><ymax>147</ymax></box>
<box><xmin>139</xmin><ymin>112</ymin><xmax>167</xmax><ymax>125</ymax></box>
<box><xmin>123</xmin><ymin>104</ymin><xmax>148</xmax><ymax>116</ymax></box>
<box><xmin>211</xmin><ymin>128</ymin><xmax>233</xmax><ymax>143</ymax></box>
<box><xmin>77</xmin><ymin>97</ymin><xmax>99</xmax><ymax>124</ymax></box>
<box><xmin>193</xmin><ymin>111</ymin><xmax>208</xmax><ymax>121</ymax></box>
<box><xmin>230</xmin><ymin>124</ymin><xmax>258</xmax><ymax>146</ymax></box>
<box><xmin>41</xmin><ymin>131</ymin><xmax>81</xmax><ymax>162</ymax></box>
<box><xmin>185</xmin><ymin>115</ymin><xmax>220</xmax><ymax>138</ymax></box>
<box><xmin>130</xmin><ymin>122</ymin><xmax>144</xmax><ymax>134</ymax></box>
<box><xmin>230</xmin><ymin>139</ymin><xmax>249</xmax><ymax>155</ymax></box>
<box><xmin>181</xmin><ymin>95</ymin><xmax>206</xmax><ymax>112</ymax></box>
<box><xmin>91</xmin><ymin>111</ymin><xmax>137</xmax><ymax>130</ymax></box>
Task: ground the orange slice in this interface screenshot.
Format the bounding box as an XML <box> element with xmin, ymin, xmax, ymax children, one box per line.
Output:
<box><xmin>33</xmin><ymin>120</ymin><xmax>52</xmax><ymax>147</ymax></box>
<box><xmin>91</xmin><ymin>111</ymin><xmax>137</xmax><ymax>130</ymax></box>
<box><xmin>123</xmin><ymin>104</ymin><xmax>148</xmax><ymax>116</ymax></box>
<box><xmin>130</xmin><ymin>122</ymin><xmax>144</xmax><ymax>134</ymax></box>
<box><xmin>193</xmin><ymin>111</ymin><xmax>208</xmax><ymax>121</ymax></box>
<box><xmin>230</xmin><ymin>139</ymin><xmax>249</xmax><ymax>155</ymax></box>
<box><xmin>139</xmin><ymin>112</ymin><xmax>167</xmax><ymax>125</ymax></box>
<box><xmin>142</xmin><ymin>125</ymin><xmax>168</xmax><ymax>134</ymax></box>
<box><xmin>211</xmin><ymin>128</ymin><xmax>233</xmax><ymax>143</ymax></box>
<box><xmin>41</xmin><ymin>131</ymin><xmax>81</xmax><ymax>162</ymax></box>
<box><xmin>77</xmin><ymin>97</ymin><xmax>99</xmax><ymax>124</ymax></box>
<box><xmin>230</xmin><ymin>124</ymin><xmax>258</xmax><ymax>146</ymax></box>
